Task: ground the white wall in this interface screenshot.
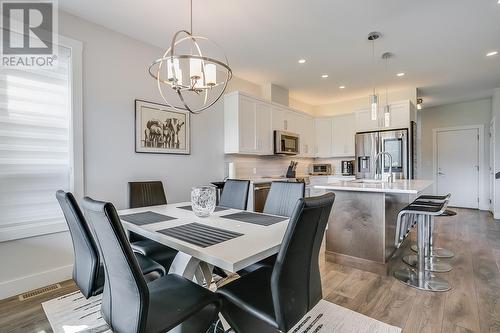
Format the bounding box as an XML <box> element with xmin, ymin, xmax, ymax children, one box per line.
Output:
<box><xmin>0</xmin><ymin>11</ymin><xmax>263</xmax><ymax>300</ymax></box>
<box><xmin>493</xmin><ymin>88</ymin><xmax>500</xmax><ymax>218</ymax></box>
<box><xmin>313</xmin><ymin>88</ymin><xmax>417</xmax><ymax>116</ymax></box>
<box><xmin>418</xmin><ymin>98</ymin><xmax>492</xmax><ymax>210</ymax></box>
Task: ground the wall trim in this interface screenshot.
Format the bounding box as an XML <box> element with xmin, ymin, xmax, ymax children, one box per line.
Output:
<box><xmin>0</xmin><ymin>264</ymin><xmax>73</xmax><ymax>300</ymax></box>
<box><xmin>432</xmin><ymin>124</ymin><xmax>486</xmax><ymax>209</ymax></box>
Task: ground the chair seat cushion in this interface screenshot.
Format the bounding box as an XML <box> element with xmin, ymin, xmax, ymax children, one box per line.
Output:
<box><xmin>217</xmin><ymin>267</ymin><xmax>278</xmax><ymax>329</ymax></box>
<box><xmin>146</xmin><ymin>274</ymin><xmax>219</xmax><ymax>333</ymax></box>
<box><xmin>131</xmin><ymin>239</ymin><xmax>178</xmax><ymax>269</ymax></box>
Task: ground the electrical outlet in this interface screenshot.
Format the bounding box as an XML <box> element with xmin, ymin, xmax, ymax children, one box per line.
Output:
<box><xmin>253</xmin><ymin>167</ymin><xmax>257</xmax><ymax>175</ymax></box>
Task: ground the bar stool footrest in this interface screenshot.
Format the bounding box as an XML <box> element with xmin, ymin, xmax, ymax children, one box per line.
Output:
<box><xmin>410</xmin><ymin>244</ymin><xmax>455</xmax><ymax>258</ymax></box>
<box><xmin>394</xmin><ymin>268</ymin><xmax>451</xmax><ymax>292</ymax></box>
<box><xmin>402</xmin><ymin>254</ymin><xmax>452</xmax><ymax>273</ymax></box>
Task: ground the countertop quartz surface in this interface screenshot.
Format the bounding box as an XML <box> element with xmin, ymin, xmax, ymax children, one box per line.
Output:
<box><xmin>314</xmin><ymin>179</ymin><xmax>433</xmax><ymax>194</ymax></box>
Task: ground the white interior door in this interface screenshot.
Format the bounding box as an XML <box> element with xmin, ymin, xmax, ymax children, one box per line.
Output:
<box><xmin>436</xmin><ymin>128</ymin><xmax>479</xmax><ymax>208</ymax></box>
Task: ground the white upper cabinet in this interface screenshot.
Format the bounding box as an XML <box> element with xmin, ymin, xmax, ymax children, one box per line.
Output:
<box><xmin>255</xmin><ymin>102</ymin><xmax>273</xmax><ymax>154</ymax></box>
<box><xmin>355</xmin><ymin>100</ymin><xmax>413</xmax><ymax>132</ymax></box>
<box><xmin>225</xmin><ymin>91</ymin><xmax>414</xmax><ymax>158</ymax></box>
<box><xmin>224</xmin><ymin>92</ymin><xmax>272</xmax><ymax>155</ymax></box>
<box><xmin>314</xmin><ymin>118</ymin><xmax>333</xmax><ymax>157</ymax></box>
<box><xmin>331</xmin><ymin>114</ymin><xmax>355</xmax><ymax>157</ymax></box>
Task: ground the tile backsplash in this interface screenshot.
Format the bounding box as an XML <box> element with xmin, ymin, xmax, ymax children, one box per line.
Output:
<box><xmin>224</xmin><ymin>155</ymin><xmax>353</xmax><ymax>179</ymax></box>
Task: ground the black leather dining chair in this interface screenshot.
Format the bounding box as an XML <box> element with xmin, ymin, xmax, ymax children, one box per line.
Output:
<box><xmin>219</xmin><ymin>179</ymin><xmax>250</xmax><ymax>210</ymax></box>
<box><xmin>82</xmin><ymin>196</ymin><xmax>220</xmax><ymax>333</ymax></box>
<box><xmin>127</xmin><ymin>181</ymin><xmax>178</xmax><ymax>270</ymax></box>
<box><xmin>263</xmin><ymin>181</ymin><xmax>305</xmax><ymax>217</ymax></box>
<box><xmin>217</xmin><ymin>193</ymin><xmax>335</xmax><ymax>333</ymax></box>
<box><xmin>55</xmin><ymin>191</ymin><xmax>166</xmax><ymax>299</ymax></box>
<box><xmin>238</xmin><ymin>181</ymin><xmax>305</xmax><ymax>276</ymax></box>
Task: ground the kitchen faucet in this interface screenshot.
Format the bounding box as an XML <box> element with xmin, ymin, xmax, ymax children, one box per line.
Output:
<box><xmin>374</xmin><ymin>152</ymin><xmax>394</xmax><ymax>183</ymax></box>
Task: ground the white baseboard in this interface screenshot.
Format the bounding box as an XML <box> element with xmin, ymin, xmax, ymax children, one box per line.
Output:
<box><xmin>0</xmin><ymin>264</ymin><xmax>73</xmax><ymax>300</ymax></box>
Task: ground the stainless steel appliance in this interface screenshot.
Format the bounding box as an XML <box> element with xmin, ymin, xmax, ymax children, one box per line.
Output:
<box><xmin>253</xmin><ymin>182</ymin><xmax>271</xmax><ymax>212</ymax></box>
<box><xmin>311</xmin><ymin>163</ymin><xmax>332</xmax><ymax>175</ymax></box>
<box><xmin>355</xmin><ymin>127</ymin><xmax>413</xmax><ymax>179</ymax></box>
<box><xmin>341</xmin><ymin>160</ymin><xmax>355</xmax><ymax>176</ymax></box>
<box><xmin>274</xmin><ymin>131</ymin><xmax>300</xmax><ymax>155</ymax></box>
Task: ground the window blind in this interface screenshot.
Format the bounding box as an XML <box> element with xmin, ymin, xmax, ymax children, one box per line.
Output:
<box><xmin>0</xmin><ymin>45</ymin><xmax>73</xmax><ymax>240</ymax></box>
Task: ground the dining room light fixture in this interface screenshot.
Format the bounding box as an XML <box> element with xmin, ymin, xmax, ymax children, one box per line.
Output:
<box><xmin>298</xmin><ymin>59</ymin><xmax>306</xmax><ymax>64</ymax></box>
<box><xmin>339</xmin><ymin>85</ymin><xmax>346</xmax><ymax>89</ymax></box>
<box><xmin>321</xmin><ymin>74</ymin><xmax>329</xmax><ymax>78</ymax></box>
<box><xmin>487</xmin><ymin>51</ymin><xmax>498</xmax><ymax>57</ymax></box>
<box><xmin>396</xmin><ymin>72</ymin><xmax>406</xmax><ymax>77</ymax></box>
<box><xmin>382</xmin><ymin>52</ymin><xmax>392</xmax><ymax>128</ymax></box>
<box><xmin>368</xmin><ymin>32</ymin><xmax>381</xmax><ymax>121</ymax></box>
<box><xmin>148</xmin><ymin>0</ymin><xmax>232</xmax><ymax>114</ymax></box>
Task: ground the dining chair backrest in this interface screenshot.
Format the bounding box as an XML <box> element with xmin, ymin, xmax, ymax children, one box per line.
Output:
<box><xmin>56</xmin><ymin>190</ymin><xmax>101</xmax><ymax>299</ymax></box>
<box><xmin>129</xmin><ymin>181</ymin><xmax>167</xmax><ymax>208</ymax></box>
<box><xmin>263</xmin><ymin>181</ymin><xmax>305</xmax><ymax>217</ymax></box>
<box><xmin>82</xmin><ymin>197</ymin><xmax>148</xmax><ymax>333</ymax></box>
<box><xmin>270</xmin><ymin>193</ymin><xmax>335</xmax><ymax>332</ymax></box>
<box><xmin>219</xmin><ymin>179</ymin><xmax>250</xmax><ymax>210</ymax></box>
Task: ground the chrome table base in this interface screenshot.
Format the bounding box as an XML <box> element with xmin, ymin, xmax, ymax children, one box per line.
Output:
<box><xmin>410</xmin><ymin>244</ymin><xmax>455</xmax><ymax>258</ymax></box>
<box><xmin>394</xmin><ymin>267</ymin><xmax>451</xmax><ymax>292</ymax></box>
<box><xmin>402</xmin><ymin>254</ymin><xmax>452</xmax><ymax>273</ymax></box>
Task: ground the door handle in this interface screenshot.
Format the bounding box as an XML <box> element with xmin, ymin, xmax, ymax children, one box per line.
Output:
<box><xmin>438</xmin><ymin>171</ymin><xmax>445</xmax><ymax>175</ymax></box>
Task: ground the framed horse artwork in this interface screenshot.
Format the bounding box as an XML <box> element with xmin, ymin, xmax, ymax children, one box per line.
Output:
<box><xmin>135</xmin><ymin>99</ymin><xmax>190</xmax><ymax>154</ymax></box>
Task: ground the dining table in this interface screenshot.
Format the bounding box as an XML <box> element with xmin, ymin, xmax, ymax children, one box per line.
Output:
<box><xmin>118</xmin><ymin>202</ymin><xmax>290</xmax><ymax>286</ymax></box>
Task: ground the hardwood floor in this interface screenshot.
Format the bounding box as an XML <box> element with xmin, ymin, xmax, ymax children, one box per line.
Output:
<box><xmin>320</xmin><ymin>208</ymin><xmax>500</xmax><ymax>333</ymax></box>
<box><xmin>0</xmin><ymin>208</ymin><xmax>498</xmax><ymax>333</ymax></box>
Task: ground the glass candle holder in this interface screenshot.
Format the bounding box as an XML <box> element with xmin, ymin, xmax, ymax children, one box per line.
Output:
<box><xmin>191</xmin><ymin>185</ymin><xmax>216</xmax><ymax>217</ymax></box>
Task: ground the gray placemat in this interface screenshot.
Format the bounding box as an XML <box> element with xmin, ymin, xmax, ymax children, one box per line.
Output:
<box><xmin>157</xmin><ymin>223</ymin><xmax>243</xmax><ymax>248</ymax></box>
<box><xmin>177</xmin><ymin>205</ymin><xmax>229</xmax><ymax>212</ymax></box>
<box><xmin>221</xmin><ymin>211</ymin><xmax>287</xmax><ymax>226</ymax></box>
<box><xmin>120</xmin><ymin>211</ymin><xmax>176</xmax><ymax>226</ymax></box>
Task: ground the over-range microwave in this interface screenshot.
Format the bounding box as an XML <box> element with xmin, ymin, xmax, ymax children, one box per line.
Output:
<box><xmin>274</xmin><ymin>130</ymin><xmax>300</xmax><ymax>155</ymax></box>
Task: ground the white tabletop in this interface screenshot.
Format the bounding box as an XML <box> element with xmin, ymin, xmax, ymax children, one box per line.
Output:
<box><xmin>118</xmin><ymin>202</ymin><xmax>289</xmax><ymax>272</ymax></box>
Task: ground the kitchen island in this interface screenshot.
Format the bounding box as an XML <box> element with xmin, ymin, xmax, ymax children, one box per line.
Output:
<box><xmin>315</xmin><ymin>179</ymin><xmax>433</xmax><ymax>275</ymax></box>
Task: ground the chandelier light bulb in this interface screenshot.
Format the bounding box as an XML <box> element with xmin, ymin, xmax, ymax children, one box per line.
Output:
<box><xmin>205</xmin><ymin>63</ymin><xmax>217</xmax><ymax>86</ymax></box>
<box><xmin>167</xmin><ymin>58</ymin><xmax>179</xmax><ymax>81</ymax></box>
<box><xmin>190</xmin><ymin>58</ymin><xmax>202</xmax><ymax>79</ymax></box>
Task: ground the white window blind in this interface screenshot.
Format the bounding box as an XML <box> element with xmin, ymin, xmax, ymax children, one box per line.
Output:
<box><xmin>0</xmin><ymin>45</ymin><xmax>73</xmax><ymax>241</ymax></box>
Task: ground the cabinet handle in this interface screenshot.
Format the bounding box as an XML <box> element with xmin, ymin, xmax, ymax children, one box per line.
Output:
<box><xmin>284</xmin><ymin>120</ymin><xmax>288</xmax><ymax>130</ymax></box>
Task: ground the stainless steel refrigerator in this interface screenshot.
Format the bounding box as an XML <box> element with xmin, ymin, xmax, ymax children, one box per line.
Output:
<box><xmin>355</xmin><ymin>124</ymin><xmax>415</xmax><ymax>180</ymax></box>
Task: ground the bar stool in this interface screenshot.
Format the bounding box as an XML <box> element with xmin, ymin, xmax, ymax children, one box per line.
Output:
<box><xmin>410</xmin><ymin>194</ymin><xmax>455</xmax><ymax>258</ymax></box>
<box><xmin>393</xmin><ymin>201</ymin><xmax>451</xmax><ymax>292</ymax></box>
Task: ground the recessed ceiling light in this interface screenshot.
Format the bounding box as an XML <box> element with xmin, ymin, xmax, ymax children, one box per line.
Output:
<box><xmin>396</xmin><ymin>72</ymin><xmax>406</xmax><ymax>77</ymax></box>
<box><xmin>321</xmin><ymin>74</ymin><xmax>329</xmax><ymax>78</ymax></box>
<box><xmin>487</xmin><ymin>51</ymin><xmax>498</xmax><ymax>57</ymax></box>
<box><xmin>298</xmin><ymin>59</ymin><xmax>306</xmax><ymax>64</ymax></box>
<box><xmin>339</xmin><ymin>85</ymin><xmax>346</xmax><ymax>89</ymax></box>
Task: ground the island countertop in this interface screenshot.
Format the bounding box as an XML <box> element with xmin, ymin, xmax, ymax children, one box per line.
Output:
<box><xmin>314</xmin><ymin>179</ymin><xmax>433</xmax><ymax>194</ymax></box>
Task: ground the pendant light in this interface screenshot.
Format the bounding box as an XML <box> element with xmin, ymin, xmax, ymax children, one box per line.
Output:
<box><xmin>367</xmin><ymin>32</ymin><xmax>381</xmax><ymax>121</ymax></box>
<box><xmin>382</xmin><ymin>52</ymin><xmax>393</xmax><ymax>128</ymax></box>
<box><xmin>148</xmin><ymin>0</ymin><xmax>232</xmax><ymax>114</ymax></box>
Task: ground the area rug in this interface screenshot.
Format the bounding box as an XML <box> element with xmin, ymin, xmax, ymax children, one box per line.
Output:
<box><xmin>43</xmin><ymin>292</ymin><xmax>401</xmax><ymax>333</ymax></box>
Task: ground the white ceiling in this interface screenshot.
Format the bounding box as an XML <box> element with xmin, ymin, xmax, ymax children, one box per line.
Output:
<box><xmin>59</xmin><ymin>0</ymin><xmax>500</xmax><ymax>108</ymax></box>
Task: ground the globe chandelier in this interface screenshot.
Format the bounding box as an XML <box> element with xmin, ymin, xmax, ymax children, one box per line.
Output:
<box><xmin>148</xmin><ymin>0</ymin><xmax>232</xmax><ymax>114</ymax></box>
